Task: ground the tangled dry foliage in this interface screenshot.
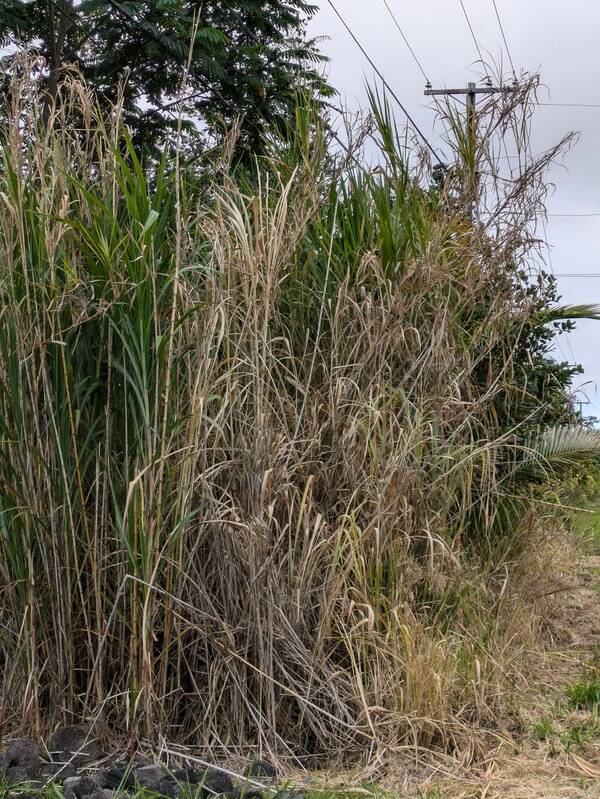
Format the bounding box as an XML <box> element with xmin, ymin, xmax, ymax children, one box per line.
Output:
<box><xmin>407</xmin><ymin>542</ymin><xmax>600</xmax><ymax>798</ymax></box>
<box><xmin>0</xmin><ymin>64</ymin><xmax>596</xmax><ymax>774</ymax></box>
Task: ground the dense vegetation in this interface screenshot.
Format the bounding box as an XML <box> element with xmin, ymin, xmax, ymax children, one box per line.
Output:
<box><xmin>0</xmin><ymin>0</ymin><xmax>330</xmax><ymax>152</ymax></box>
<box><xmin>0</xmin><ymin>67</ymin><xmax>599</xmax><ymax>767</ymax></box>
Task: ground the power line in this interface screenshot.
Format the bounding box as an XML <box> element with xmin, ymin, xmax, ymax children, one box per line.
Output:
<box><xmin>539</xmin><ymin>102</ymin><xmax>600</xmax><ymax>109</ymax></box>
<box><xmin>483</xmin><ymin>0</ymin><xmax>527</xmax><ymax>169</ymax></box>
<box><xmin>548</xmin><ymin>212</ymin><xmax>600</xmax><ymax>218</ymax></box>
<box><xmin>96</xmin><ymin>4</ymin><xmax>366</xmax><ymax>174</ymax></box>
<box><xmin>326</xmin><ymin>0</ymin><xmax>444</xmax><ymax>166</ymax></box>
<box><xmin>159</xmin><ymin>89</ymin><xmax>205</xmax><ymax>112</ymax></box>
<box><xmin>458</xmin><ymin>0</ymin><xmax>486</xmax><ymax>67</ymax></box>
<box><xmin>380</xmin><ymin>0</ymin><xmax>430</xmax><ymax>85</ymax></box>
<box><xmin>491</xmin><ymin>0</ymin><xmax>516</xmax><ymax>76</ymax></box>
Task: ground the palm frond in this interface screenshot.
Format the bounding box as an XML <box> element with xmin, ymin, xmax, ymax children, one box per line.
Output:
<box><xmin>538</xmin><ymin>424</ymin><xmax>600</xmax><ymax>460</ymax></box>
<box><xmin>538</xmin><ymin>303</ymin><xmax>600</xmax><ymax>323</ymax></box>
<box><xmin>522</xmin><ymin>425</ymin><xmax>600</xmax><ymax>474</ymax></box>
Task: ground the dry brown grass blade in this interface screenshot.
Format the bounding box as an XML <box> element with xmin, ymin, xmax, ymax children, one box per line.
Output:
<box><xmin>0</xmin><ymin>63</ymin><xmax>592</xmax><ymax>774</ymax></box>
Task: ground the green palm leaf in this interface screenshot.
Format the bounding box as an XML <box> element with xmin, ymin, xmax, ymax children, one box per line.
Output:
<box><xmin>537</xmin><ymin>303</ymin><xmax>600</xmax><ymax>324</ymax></box>
<box><xmin>537</xmin><ymin>425</ymin><xmax>600</xmax><ymax>462</ymax></box>
<box><xmin>521</xmin><ymin>425</ymin><xmax>600</xmax><ymax>476</ymax></box>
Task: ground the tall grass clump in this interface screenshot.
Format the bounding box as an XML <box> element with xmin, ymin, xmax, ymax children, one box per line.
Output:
<box><xmin>0</xmin><ymin>68</ymin><xmax>598</xmax><ymax>764</ymax></box>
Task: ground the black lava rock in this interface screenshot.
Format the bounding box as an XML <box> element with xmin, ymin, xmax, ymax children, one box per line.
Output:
<box><xmin>0</xmin><ymin>738</ymin><xmax>41</xmax><ymax>779</ymax></box>
<box><xmin>5</xmin><ymin>767</ymin><xmax>43</xmax><ymax>787</ymax></box>
<box><xmin>171</xmin><ymin>766</ymin><xmax>203</xmax><ymax>784</ymax></box>
<box><xmin>134</xmin><ymin>764</ymin><xmax>165</xmax><ymax>789</ymax></box>
<box><xmin>226</xmin><ymin>788</ymin><xmax>265</xmax><ymax>799</ymax></box>
<box><xmin>49</xmin><ymin>725</ymin><xmax>103</xmax><ymax>766</ymax></box>
<box><xmin>201</xmin><ymin>768</ymin><xmax>234</xmax><ymax>796</ymax></box>
<box><xmin>133</xmin><ymin>764</ymin><xmax>177</xmax><ymax>797</ymax></box>
<box><xmin>39</xmin><ymin>761</ymin><xmax>79</xmax><ymax>782</ymax></box>
<box><xmin>100</xmin><ymin>765</ymin><xmax>137</xmax><ymax>790</ymax></box>
<box><xmin>245</xmin><ymin>760</ymin><xmax>277</xmax><ymax>780</ymax></box>
<box><xmin>157</xmin><ymin>778</ymin><xmax>178</xmax><ymax>798</ymax></box>
<box><xmin>62</xmin><ymin>775</ymin><xmax>108</xmax><ymax>799</ymax></box>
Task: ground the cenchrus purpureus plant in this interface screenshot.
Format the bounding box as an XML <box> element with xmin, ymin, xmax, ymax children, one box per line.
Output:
<box><xmin>0</xmin><ymin>67</ymin><xmax>599</xmax><ymax>764</ymax></box>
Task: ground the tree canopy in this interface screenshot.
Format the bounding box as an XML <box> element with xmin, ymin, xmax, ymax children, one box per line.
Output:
<box><xmin>0</xmin><ymin>0</ymin><xmax>331</xmax><ymax>151</ymax></box>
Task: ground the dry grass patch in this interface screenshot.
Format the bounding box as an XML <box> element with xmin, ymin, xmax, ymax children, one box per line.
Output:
<box><xmin>0</xmin><ymin>66</ymin><xmax>599</xmax><ymax>773</ymax></box>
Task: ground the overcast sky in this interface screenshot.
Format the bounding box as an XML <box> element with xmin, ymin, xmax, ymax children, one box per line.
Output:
<box><xmin>310</xmin><ymin>0</ymin><xmax>600</xmax><ymax>418</ymax></box>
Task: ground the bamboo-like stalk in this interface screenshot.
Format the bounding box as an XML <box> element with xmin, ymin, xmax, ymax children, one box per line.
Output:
<box><xmin>0</xmin><ymin>64</ymin><xmax>597</xmax><ymax>768</ymax></box>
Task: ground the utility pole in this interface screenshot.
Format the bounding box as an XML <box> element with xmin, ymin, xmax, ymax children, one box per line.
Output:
<box><xmin>424</xmin><ymin>81</ymin><xmax>517</xmax><ymax>217</ymax></box>
<box><xmin>424</xmin><ymin>81</ymin><xmax>516</xmax><ymax>122</ymax></box>
<box><xmin>576</xmin><ymin>399</ymin><xmax>591</xmax><ymax>417</ymax></box>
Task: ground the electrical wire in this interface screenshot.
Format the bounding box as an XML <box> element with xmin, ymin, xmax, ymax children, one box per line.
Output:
<box><xmin>539</xmin><ymin>102</ymin><xmax>600</xmax><ymax>109</ymax></box>
<box><xmin>548</xmin><ymin>213</ymin><xmax>600</xmax><ymax>218</ymax></box>
<box><xmin>491</xmin><ymin>0</ymin><xmax>516</xmax><ymax>76</ymax></box>
<box><xmin>139</xmin><ymin>3</ymin><xmax>380</xmax><ymax>172</ymax></box>
<box><xmin>379</xmin><ymin>0</ymin><xmax>430</xmax><ymax>85</ymax></box>
<box><xmin>326</xmin><ymin>0</ymin><xmax>444</xmax><ymax>166</ymax></box>
<box><xmin>458</xmin><ymin>0</ymin><xmax>486</xmax><ymax>67</ymax></box>
<box><xmin>381</xmin><ymin>0</ymin><xmax>452</xmax><ymax>160</ymax></box>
